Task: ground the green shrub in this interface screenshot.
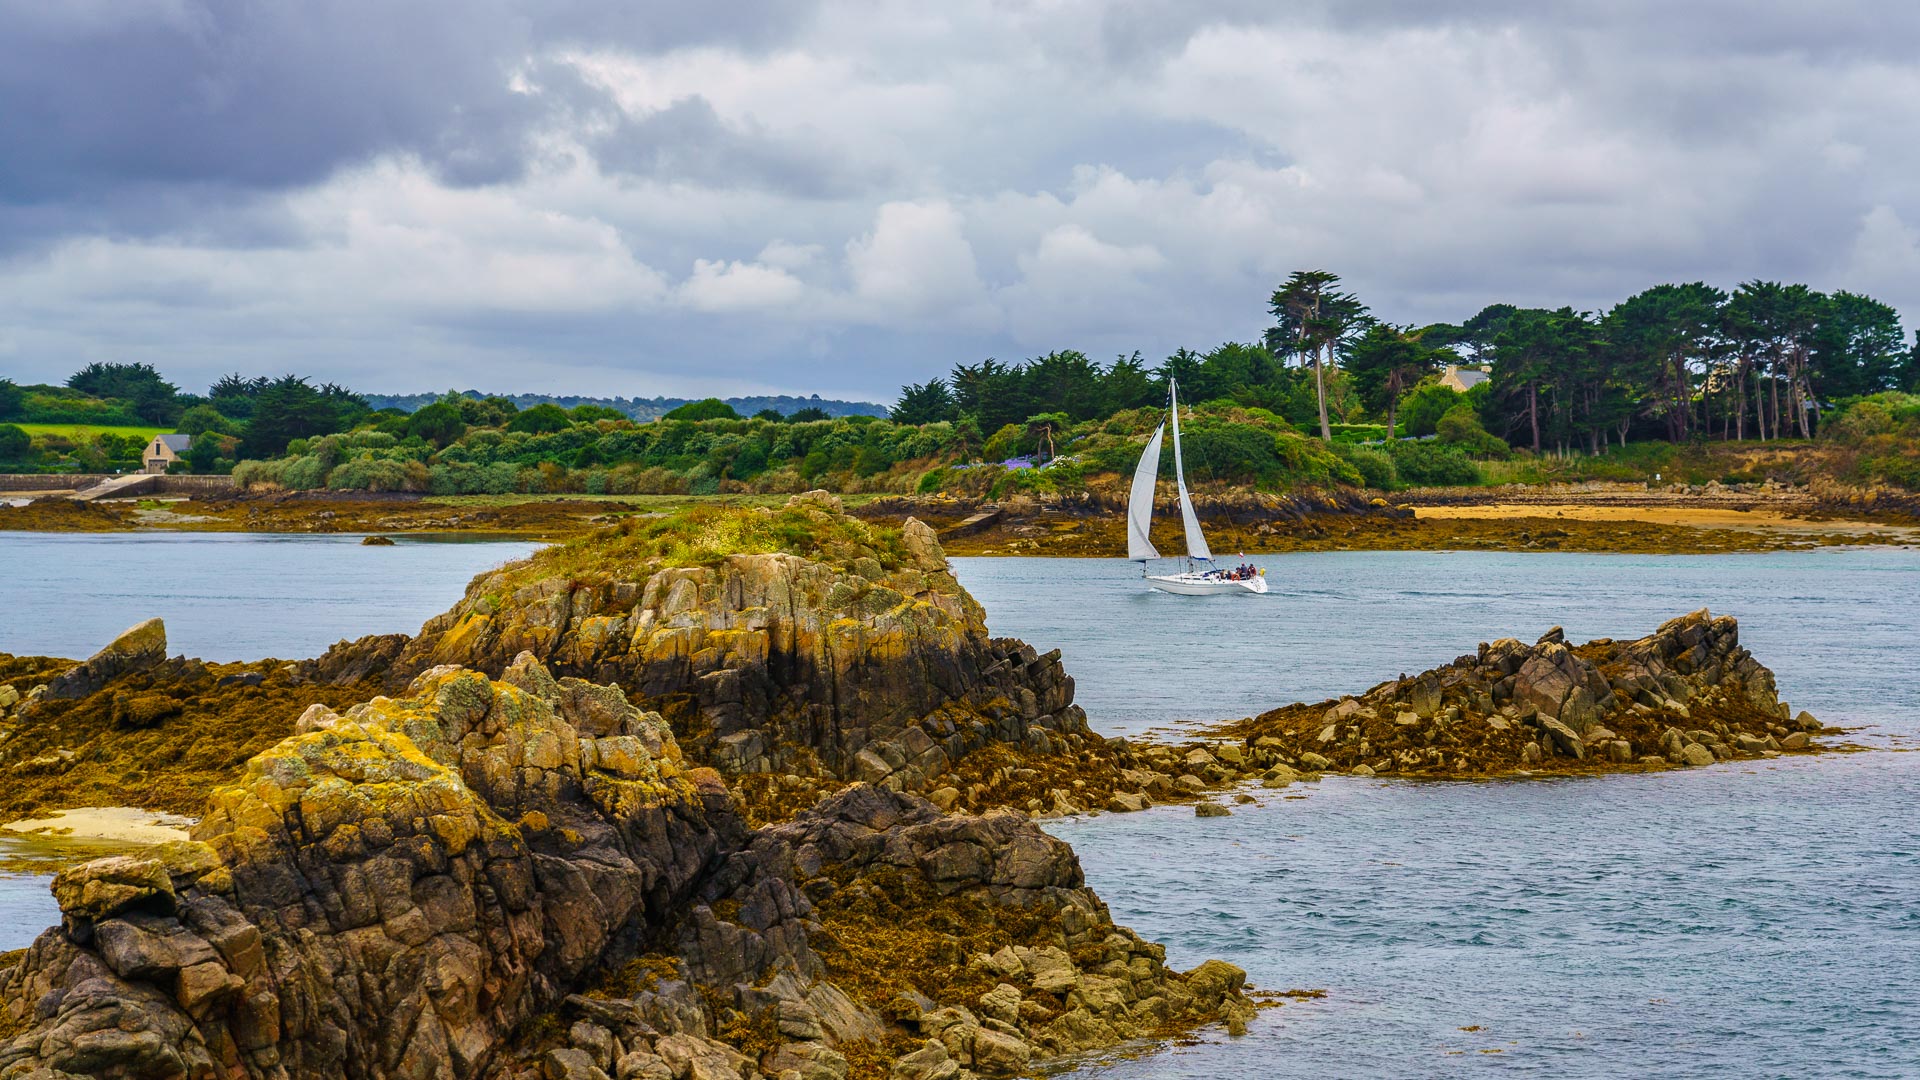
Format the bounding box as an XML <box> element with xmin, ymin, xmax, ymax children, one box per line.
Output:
<box><xmin>1334</xmin><ymin>443</ymin><xmax>1396</xmax><ymax>489</ymax></box>
<box><xmin>1435</xmin><ymin>404</ymin><xmax>1512</xmax><ymax>459</ymax></box>
<box><xmin>1385</xmin><ymin>440</ymin><xmax>1482</xmax><ymax>486</ymax></box>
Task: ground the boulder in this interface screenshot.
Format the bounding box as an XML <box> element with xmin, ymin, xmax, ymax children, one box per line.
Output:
<box><xmin>1194</xmin><ymin>802</ymin><xmax>1231</xmax><ymax>817</ymax></box>
<box><xmin>1679</xmin><ymin>743</ymin><xmax>1716</xmax><ymax>767</ymax></box>
<box><xmin>43</xmin><ymin>617</ymin><xmax>169</xmax><ymax>700</ymax></box>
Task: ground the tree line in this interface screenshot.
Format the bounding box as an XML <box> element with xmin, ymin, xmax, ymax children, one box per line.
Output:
<box><xmin>892</xmin><ymin>273</ymin><xmax>1917</xmax><ymax>454</ymax></box>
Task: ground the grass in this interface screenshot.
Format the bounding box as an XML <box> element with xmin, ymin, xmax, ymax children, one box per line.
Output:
<box><xmin>494</xmin><ymin>501</ymin><xmax>910</xmax><ymax>589</ymax></box>
<box><xmin>13</xmin><ymin>422</ymin><xmax>172</xmax><ymax>443</ymax></box>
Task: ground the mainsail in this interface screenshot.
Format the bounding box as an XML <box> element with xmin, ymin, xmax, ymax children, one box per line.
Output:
<box><xmin>1126</xmin><ymin>423</ymin><xmax>1164</xmax><ymax>561</ymax></box>
<box><xmin>1168</xmin><ymin>380</ymin><xmax>1213</xmax><ymax>561</ymax></box>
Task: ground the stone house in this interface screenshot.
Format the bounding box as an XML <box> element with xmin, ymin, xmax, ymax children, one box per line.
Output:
<box><xmin>1438</xmin><ymin>365</ymin><xmax>1490</xmax><ymax>393</ymax></box>
<box><xmin>143</xmin><ymin>433</ymin><xmax>191</xmax><ymax>474</ymax></box>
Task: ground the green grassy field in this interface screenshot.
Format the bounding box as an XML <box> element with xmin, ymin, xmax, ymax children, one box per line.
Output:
<box><xmin>13</xmin><ymin>422</ymin><xmax>172</xmax><ymax>443</ymax></box>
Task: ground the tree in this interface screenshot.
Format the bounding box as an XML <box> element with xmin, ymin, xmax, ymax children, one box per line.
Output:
<box><xmin>569</xmin><ymin>403</ymin><xmax>625</xmax><ymax>423</ymax></box>
<box><xmin>1101</xmin><ymin>352</ymin><xmax>1160</xmax><ymax>413</ymax></box>
<box><xmin>508</xmin><ymin>403</ymin><xmax>573</xmax><ymax>434</ymax></box>
<box><xmin>209</xmin><ymin>374</ymin><xmax>268</xmax><ymax>420</ymax></box>
<box><xmin>67</xmin><ymin>362</ymin><xmax>181</xmax><ymax>423</ymax></box>
<box><xmin>753</xmin><ymin>409</ymin><xmax>785</xmax><ymax>422</ymax></box>
<box><xmin>891</xmin><ymin>379</ymin><xmax>957</xmax><ymax>425</ymax></box>
<box><xmin>0</xmin><ymin>378</ymin><xmax>22</xmax><ymax>420</ymax></box>
<box><xmin>1398</xmin><ymin>382</ymin><xmax>1462</xmax><ymax>437</ymax></box>
<box><xmin>1269</xmin><ymin>270</ymin><xmax>1368</xmax><ymax>441</ymax></box>
<box><xmin>405</xmin><ymin>401</ymin><xmax>468</xmax><ymax>447</ymax></box>
<box><xmin>1605</xmin><ymin>283</ymin><xmax>1725</xmax><ymax>443</ymax></box>
<box><xmin>1344</xmin><ymin>325</ymin><xmax>1442</xmax><ymax>438</ymax></box>
<box><xmin>787</xmin><ymin>407</ymin><xmax>830</xmax><ymax>423</ymax></box>
<box><xmin>1024</xmin><ymin>412</ymin><xmax>1070</xmax><ymax>461</ymax></box>
<box><xmin>240</xmin><ymin>376</ymin><xmax>368</xmax><ymax>458</ymax></box>
<box><xmin>663</xmin><ymin>398</ymin><xmax>739</xmax><ymax>421</ymax></box>
<box><xmin>175</xmin><ymin>404</ymin><xmax>236</xmax><ymax>438</ymax></box>
<box><xmin>185</xmin><ymin>434</ymin><xmax>226</xmax><ymax>473</ymax></box>
<box><xmin>0</xmin><ymin>423</ymin><xmax>28</xmax><ymax>462</ymax></box>
<box><xmin>1492</xmin><ymin>308</ymin><xmax>1604</xmax><ymax>454</ymax></box>
<box><xmin>1813</xmin><ymin>291</ymin><xmax>1904</xmax><ymax>401</ymax></box>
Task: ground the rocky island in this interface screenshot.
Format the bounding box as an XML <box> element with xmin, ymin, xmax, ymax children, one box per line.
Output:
<box><xmin>0</xmin><ymin>495</ymin><xmax>1256</xmax><ymax>1080</ymax></box>
<box><xmin>0</xmin><ymin>494</ymin><xmax>1836</xmax><ymax>1079</ymax></box>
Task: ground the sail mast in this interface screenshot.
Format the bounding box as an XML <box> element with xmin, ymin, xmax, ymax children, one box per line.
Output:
<box><xmin>1169</xmin><ymin>379</ymin><xmax>1213</xmax><ymax>561</ymax></box>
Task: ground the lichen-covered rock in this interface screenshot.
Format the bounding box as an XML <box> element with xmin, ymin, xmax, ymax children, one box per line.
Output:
<box><xmin>0</xmin><ymin>658</ymin><xmax>742</xmax><ymax>1080</ymax></box>
<box><xmin>336</xmin><ymin>499</ymin><xmax>1088</xmax><ymax>814</ymax></box>
<box><xmin>1213</xmin><ymin>610</ymin><xmax>1809</xmax><ymax>778</ymax></box>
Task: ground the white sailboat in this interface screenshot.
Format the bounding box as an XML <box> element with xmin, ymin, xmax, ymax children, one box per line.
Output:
<box><xmin>1127</xmin><ymin>379</ymin><xmax>1269</xmax><ymax>595</ymax></box>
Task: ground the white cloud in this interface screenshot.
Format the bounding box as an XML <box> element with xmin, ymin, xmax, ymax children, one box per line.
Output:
<box><xmin>3</xmin><ymin>2</ymin><xmax>1918</xmax><ymax>396</ymax></box>
<box><xmin>676</xmin><ymin>257</ymin><xmax>806</xmax><ymax>312</ymax></box>
<box><xmin>844</xmin><ymin>200</ymin><xmax>993</xmax><ymax>325</ymax></box>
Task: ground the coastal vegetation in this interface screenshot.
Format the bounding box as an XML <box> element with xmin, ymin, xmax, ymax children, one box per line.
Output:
<box><xmin>4</xmin><ymin>275</ymin><xmax>1915</xmax><ymax>515</ymax></box>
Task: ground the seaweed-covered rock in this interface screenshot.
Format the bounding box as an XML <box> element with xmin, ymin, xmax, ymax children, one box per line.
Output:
<box><xmin>41</xmin><ymin>618</ymin><xmax>168</xmax><ymax>701</ymax></box>
<box><xmin>487</xmin><ymin>786</ymin><xmax>1253</xmax><ymax>1080</ymax></box>
<box><xmin>1212</xmin><ymin>610</ymin><xmax>1813</xmax><ymax>778</ymax></box>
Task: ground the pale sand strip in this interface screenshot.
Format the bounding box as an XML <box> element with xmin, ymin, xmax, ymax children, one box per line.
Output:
<box><xmin>1</xmin><ymin>806</ymin><xmax>195</xmax><ymax>846</ymax></box>
<box><xmin>1413</xmin><ymin>503</ymin><xmax>1918</xmax><ymax>538</ymax></box>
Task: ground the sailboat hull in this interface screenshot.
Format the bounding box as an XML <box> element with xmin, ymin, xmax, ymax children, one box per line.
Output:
<box><xmin>1146</xmin><ymin>572</ymin><xmax>1268</xmax><ymax>595</ymax></box>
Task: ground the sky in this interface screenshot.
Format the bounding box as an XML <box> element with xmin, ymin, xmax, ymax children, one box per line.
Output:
<box><xmin>2</xmin><ymin>1</ymin><xmax>1917</xmax><ymax>403</ymax></box>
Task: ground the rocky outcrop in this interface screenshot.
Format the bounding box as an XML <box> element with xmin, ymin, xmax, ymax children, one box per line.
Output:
<box><xmin>0</xmin><ymin>658</ymin><xmax>743</xmax><ymax>1079</ymax></box>
<box><xmin>329</xmin><ymin>495</ymin><xmax>1090</xmax><ymax>814</ymax></box>
<box><xmin>1212</xmin><ymin>610</ymin><xmax>1825</xmax><ymax>777</ymax></box>
<box><xmin>40</xmin><ymin>618</ymin><xmax>168</xmax><ymax>701</ymax></box>
<box><xmin>489</xmin><ymin>785</ymin><xmax>1252</xmax><ymax>1080</ymax></box>
<box><xmin>0</xmin><ymin>667</ymin><xmax>1253</xmax><ymax>1080</ymax></box>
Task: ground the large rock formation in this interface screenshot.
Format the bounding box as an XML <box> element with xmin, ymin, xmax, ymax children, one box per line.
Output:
<box><xmin>0</xmin><ymin>659</ymin><xmax>743</xmax><ymax>1079</ymax></box>
<box><xmin>337</xmin><ymin>495</ymin><xmax>1089</xmax><ymax>811</ymax></box>
<box><xmin>1213</xmin><ymin>610</ymin><xmax>1822</xmax><ymax>777</ymax></box>
<box><xmin>0</xmin><ymin>662</ymin><xmax>1251</xmax><ymax>1080</ymax></box>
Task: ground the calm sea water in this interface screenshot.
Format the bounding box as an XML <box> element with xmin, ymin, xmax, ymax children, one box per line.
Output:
<box><xmin>1</xmin><ymin>540</ymin><xmax>1915</xmax><ymax>1078</ymax></box>
<box><xmin>0</xmin><ymin>531</ymin><xmax>539</xmax><ymax>661</ymax></box>
<box><xmin>950</xmin><ymin>552</ymin><xmax>1920</xmax><ymax>1079</ymax></box>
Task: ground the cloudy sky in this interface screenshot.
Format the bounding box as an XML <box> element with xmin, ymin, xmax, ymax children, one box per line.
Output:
<box><xmin>2</xmin><ymin>1</ymin><xmax>1916</xmax><ymax>402</ymax></box>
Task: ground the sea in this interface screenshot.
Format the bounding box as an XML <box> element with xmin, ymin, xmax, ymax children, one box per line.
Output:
<box><xmin>0</xmin><ymin>535</ymin><xmax>1914</xmax><ymax>1077</ymax></box>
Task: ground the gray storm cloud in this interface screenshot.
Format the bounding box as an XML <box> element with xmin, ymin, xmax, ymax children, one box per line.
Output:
<box><xmin>0</xmin><ymin>0</ymin><xmax>1914</xmax><ymax>398</ymax></box>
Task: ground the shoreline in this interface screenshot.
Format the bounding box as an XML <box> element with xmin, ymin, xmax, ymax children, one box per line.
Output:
<box><xmin>2</xmin><ymin>485</ymin><xmax>1917</xmax><ymax>556</ymax></box>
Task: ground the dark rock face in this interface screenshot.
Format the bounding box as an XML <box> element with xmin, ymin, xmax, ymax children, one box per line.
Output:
<box><xmin>1221</xmin><ymin>609</ymin><xmax>1813</xmax><ymax>777</ymax></box>
<box><xmin>487</xmin><ymin>785</ymin><xmax>1251</xmax><ymax>1080</ymax></box>
<box><xmin>0</xmin><ymin>659</ymin><xmax>744</xmax><ymax>1080</ymax></box>
<box><xmin>40</xmin><ymin>618</ymin><xmax>168</xmax><ymax>701</ymax></box>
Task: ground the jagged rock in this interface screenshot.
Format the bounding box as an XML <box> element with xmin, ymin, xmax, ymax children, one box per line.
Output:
<box><xmin>1216</xmin><ymin>611</ymin><xmax>1795</xmax><ymax>778</ymax></box>
<box><xmin>42</xmin><ymin>617</ymin><xmax>168</xmax><ymax>700</ymax></box>
<box><xmin>341</xmin><ymin>501</ymin><xmax>1084</xmax><ymax>808</ymax></box>
<box><xmin>0</xmin><ymin>660</ymin><xmax>742</xmax><ymax>1080</ymax></box>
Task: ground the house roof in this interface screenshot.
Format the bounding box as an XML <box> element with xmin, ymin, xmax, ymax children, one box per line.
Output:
<box><xmin>157</xmin><ymin>433</ymin><xmax>192</xmax><ymax>451</ymax></box>
<box><xmin>1440</xmin><ymin>366</ymin><xmax>1489</xmax><ymax>391</ymax></box>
